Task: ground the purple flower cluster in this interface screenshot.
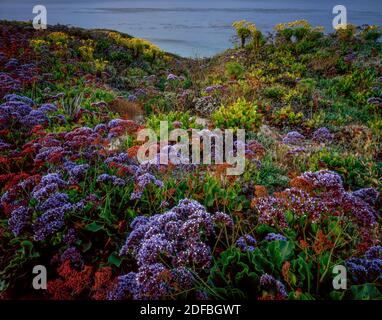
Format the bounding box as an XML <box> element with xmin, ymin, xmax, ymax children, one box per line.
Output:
<box><xmin>60</xmin><ymin>246</ymin><xmax>83</xmax><ymax>268</ymax></box>
<box><xmin>259</xmin><ymin>273</ymin><xmax>288</xmax><ymax>299</ymax></box>
<box><xmin>346</xmin><ymin>246</ymin><xmax>382</xmax><ymax>284</ymax></box>
<box><xmin>96</xmin><ymin>173</ymin><xmax>126</xmax><ymax>187</ymax></box>
<box><xmin>312</xmin><ymin>127</ymin><xmax>333</xmax><ymax>143</ymax></box>
<box><xmin>8</xmin><ymin>206</ymin><xmax>33</xmax><ymax>236</ymax></box>
<box><xmin>204</xmin><ymin>84</ymin><xmax>224</xmax><ymax>94</ymax></box>
<box><xmin>115</xmin><ymin>199</ymin><xmax>233</xmax><ymax>299</ymax></box>
<box><xmin>351</xmin><ymin>187</ymin><xmax>379</xmax><ymax>206</ymax></box>
<box><xmin>4</xmin><ymin>94</ymin><xmax>34</xmax><ymax>106</ymax></box>
<box><xmin>127</xmin><ymin>94</ymin><xmax>138</xmax><ymax>102</ymax></box>
<box><xmin>104</xmin><ymin>152</ymin><xmax>129</xmax><ymax>165</ymax></box>
<box><xmin>167</xmin><ymin>73</ymin><xmax>179</xmax><ymax>81</ymax></box>
<box><xmin>236</xmin><ymin>234</ymin><xmax>257</xmax><ymax>252</ymax></box>
<box><xmin>31</xmin><ymin>173</ymin><xmax>67</xmax><ymax>202</ymax></box>
<box><xmin>33</xmin><ymin>206</ymin><xmax>68</xmax><ymax>241</ymax></box>
<box><xmin>0</xmin><ymin>95</ymin><xmax>51</xmax><ymax>129</ymax></box>
<box><xmin>130</xmin><ymin>171</ymin><xmax>163</xmax><ymax>200</ymax></box>
<box><xmin>63</xmin><ymin>228</ymin><xmax>77</xmax><ymax>244</ymax></box>
<box><xmin>264</xmin><ymin>233</ymin><xmax>287</xmax><ymax>242</ymax></box>
<box><xmin>38</xmin><ymin>103</ymin><xmax>58</xmax><ymax>114</ymax></box>
<box><xmin>255</xmin><ymin>170</ymin><xmax>379</xmax><ymax>230</ymax></box>
<box><xmin>282</xmin><ymin>131</ymin><xmax>305</xmax><ymax>145</ymax></box>
<box><xmin>0</xmin><ymin>72</ymin><xmax>21</xmax><ymax>93</ymax></box>
<box><xmin>64</xmin><ymin>161</ymin><xmax>90</xmax><ymax>183</ymax></box>
<box><xmin>4</xmin><ymin>172</ymin><xmax>91</xmax><ymax>241</ymax></box>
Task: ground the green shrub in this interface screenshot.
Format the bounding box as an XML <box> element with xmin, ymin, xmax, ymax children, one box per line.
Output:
<box><xmin>225</xmin><ymin>61</ymin><xmax>245</xmax><ymax>79</ymax></box>
<box><xmin>212</xmin><ymin>98</ymin><xmax>263</xmax><ymax>131</ymax></box>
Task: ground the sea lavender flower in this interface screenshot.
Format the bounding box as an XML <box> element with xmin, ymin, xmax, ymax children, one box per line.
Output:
<box><xmin>104</xmin><ymin>152</ymin><xmax>129</xmax><ymax>165</ymax></box>
<box><xmin>5</xmin><ymin>58</ymin><xmax>19</xmax><ymax>69</ymax></box>
<box><xmin>96</xmin><ymin>174</ymin><xmax>113</xmax><ymax>183</ymax></box>
<box><xmin>32</xmin><ymin>183</ymin><xmax>60</xmax><ymax>202</ymax></box>
<box><xmin>63</xmin><ymin>228</ymin><xmax>77</xmax><ymax>244</ymax></box>
<box><xmin>96</xmin><ymin>173</ymin><xmax>126</xmax><ymax>186</ymax></box>
<box><xmin>0</xmin><ymin>139</ymin><xmax>11</xmax><ymax>151</ymax></box>
<box><xmin>236</xmin><ymin>234</ymin><xmax>257</xmax><ymax>252</ymax></box>
<box><xmin>345</xmin><ymin>259</ymin><xmax>368</xmax><ymax>283</ymax></box>
<box><xmin>167</xmin><ymin>73</ymin><xmax>178</xmax><ymax>81</ymax></box>
<box><xmin>130</xmin><ymin>190</ymin><xmax>143</xmax><ymax>200</ymax></box>
<box><xmin>35</xmin><ymin>173</ymin><xmax>67</xmax><ymax>189</ymax></box>
<box><xmin>38</xmin><ymin>192</ymin><xmax>70</xmax><ymax>211</ymax></box>
<box><xmin>212</xmin><ymin>212</ymin><xmax>234</xmax><ymax>228</ymax></box>
<box><xmin>119</xmin><ymin>199</ymin><xmax>225</xmax><ymax>299</ymax></box>
<box><xmin>259</xmin><ymin>274</ymin><xmax>288</xmax><ymax>299</ymax></box>
<box><xmin>299</xmin><ymin>170</ymin><xmax>344</xmax><ymax>192</ymax></box>
<box><xmin>33</xmin><ymin>207</ymin><xmax>68</xmax><ymax>240</ymax></box>
<box><xmin>66</xmin><ymin>163</ymin><xmax>90</xmax><ymax>183</ymax></box>
<box><xmin>38</xmin><ymin>103</ymin><xmax>57</xmax><ymax>114</ymax></box>
<box><xmin>342</xmin><ymin>192</ymin><xmax>377</xmax><ymax>226</ymax></box>
<box><xmin>136</xmin><ymin>173</ymin><xmax>163</xmax><ymax>188</ymax></box>
<box><xmin>286</xmin><ymin>147</ymin><xmax>305</xmax><ymax>157</ymax></box>
<box><xmin>282</xmin><ymin>131</ymin><xmax>305</xmax><ymax>145</ymax></box>
<box><xmin>205</xmin><ymin>84</ymin><xmax>223</xmax><ymax>94</ymax></box>
<box><xmin>346</xmin><ymin>246</ymin><xmax>382</xmax><ymax>284</ymax></box>
<box><xmin>8</xmin><ymin>206</ymin><xmax>32</xmax><ymax>236</ymax></box>
<box><xmin>93</xmin><ymin>123</ymin><xmax>107</xmax><ymax>134</ymax></box>
<box><xmin>3</xmin><ymin>93</ymin><xmax>34</xmax><ymax>106</ymax></box>
<box><xmin>136</xmin><ymin>234</ymin><xmax>175</xmax><ymax>266</ymax></box>
<box><xmin>352</xmin><ymin>188</ymin><xmax>379</xmax><ymax>206</ymax></box>
<box><xmin>312</xmin><ymin>127</ymin><xmax>333</xmax><ymax>143</ymax></box>
<box><xmin>60</xmin><ymin>246</ymin><xmax>83</xmax><ymax>267</ymax></box>
<box><xmin>264</xmin><ymin>233</ymin><xmax>287</xmax><ymax>242</ymax></box>
<box><xmin>127</xmin><ymin>94</ymin><xmax>138</xmax><ymax>102</ymax></box>
<box><xmin>20</xmin><ymin>109</ymin><xmax>49</xmax><ymax>127</ymax></box>
<box><xmin>107</xmin><ymin>273</ymin><xmax>137</xmax><ymax>300</ymax></box>
<box><xmin>365</xmin><ymin>246</ymin><xmax>382</xmax><ymax>260</ymax></box>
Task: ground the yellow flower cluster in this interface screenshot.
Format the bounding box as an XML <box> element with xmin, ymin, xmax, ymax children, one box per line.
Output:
<box><xmin>47</xmin><ymin>32</ymin><xmax>69</xmax><ymax>44</ymax></box>
<box><xmin>108</xmin><ymin>32</ymin><xmax>163</xmax><ymax>59</ymax></box>
<box><xmin>29</xmin><ymin>39</ymin><xmax>49</xmax><ymax>52</ymax></box>
<box><xmin>232</xmin><ymin>20</ymin><xmax>258</xmax><ymax>34</ymax></box>
<box><xmin>78</xmin><ymin>40</ymin><xmax>95</xmax><ymax>61</ymax></box>
<box><xmin>275</xmin><ymin>20</ymin><xmax>311</xmax><ymax>31</ymax></box>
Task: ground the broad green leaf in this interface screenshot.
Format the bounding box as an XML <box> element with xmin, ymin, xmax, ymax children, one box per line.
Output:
<box><xmin>351</xmin><ymin>284</ymin><xmax>382</xmax><ymax>300</ymax></box>
<box><xmin>85</xmin><ymin>222</ymin><xmax>104</xmax><ymax>232</ymax></box>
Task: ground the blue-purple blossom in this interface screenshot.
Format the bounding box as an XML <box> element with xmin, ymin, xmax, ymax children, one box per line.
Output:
<box><xmin>96</xmin><ymin>173</ymin><xmax>126</xmax><ymax>186</ymax></box>
<box><xmin>264</xmin><ymin>233</ymin><xmax>287</xmax><ymax>242</ymax></box>
<box><xmin>312</xmin><ymin>127</ymin><xmax>333</xmax><ymax>143</ymax></box>
<box><xmin>38</xmin><ymin>103</ymin><xmax>57</xmax><ymax>114</ymax></box>
<box><xmin>259</xmin><ymin>273</ymin><xmax>288</xmax><ymax>298</ymax></box>
<box><xmin>107</xmin><ymin>273</ymin><xmax>137</xmax><ymax>300</ymax></box>
<box><xmin>8</xmin><ymin>206</ymin><xmax>32</xmax><ymax>236</ymax></box>
<box><xmin>118</xmin><ymin>199</ymin><xmax>229</xmax><ymax>299</ymax></box>
<box><xmin>236</xmin><ymin>234</ymin><xmax>257</xmax><ymax>252</ymax></box>
<box><xmin>352</xmin><ymin>188</ymin><xmax>379</xmax><ymax>206</ymax></box>
<box><xmin>282</xmin><ymin>131</ymin><xmax>305</xmax><ymax>145</ymax></box>
<box><xmin>33</xmin><ymin>206</ymin><xmax>69</xmax><ymax>240</ymax></box>
<box><xmin>3</xmin><ymin>93</ymin><xmax>34</xmax><ymax>106</ymax></box>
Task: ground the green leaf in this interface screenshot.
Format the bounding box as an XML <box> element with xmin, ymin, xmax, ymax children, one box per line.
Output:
<box><xmin>108</xmin><ymin>252</ymin><xmax>122</xmax><ymax>267</ymax></box>
<box><xmin>351</xmin><ymin>284</ymin><xmax>382</xmax><ymax>300</ymax></box>
<box><xmin>266</xmin><ymin>240</ymin><xmax>295</xmax><ymax>269</ymax></box>
<box><xmin>85</xmin><ymin>222</ymin><xmax>104</xmax><ymax>232</ymax></box>
<box><xmin>330</xmin><ymin>290</ymin><xmax>345</xmax><ymax>300</ymax></box>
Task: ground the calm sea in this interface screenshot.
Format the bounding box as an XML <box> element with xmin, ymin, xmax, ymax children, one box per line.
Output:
<box><xmin>0</xmin><ymin>0</ymin><xmax>381</xmax><ymax>57</ymax></box>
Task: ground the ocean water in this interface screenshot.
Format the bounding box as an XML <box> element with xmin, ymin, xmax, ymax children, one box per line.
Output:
<box><xmin>0</xmin><ymin>0</ymin><xmax>381</xmax><ymax>57</ymax></box>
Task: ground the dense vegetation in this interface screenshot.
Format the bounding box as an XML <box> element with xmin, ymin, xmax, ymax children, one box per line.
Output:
<box><xmin>0</xmin><ymin>20</ymin><xmax>381</xmax><ymax>300</ymax></box>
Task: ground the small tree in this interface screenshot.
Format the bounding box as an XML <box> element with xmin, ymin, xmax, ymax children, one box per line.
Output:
<box><xmin>232</xmin><ymin>20</ymin><xmax>253</xmax><ymax>48</ymax></box>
